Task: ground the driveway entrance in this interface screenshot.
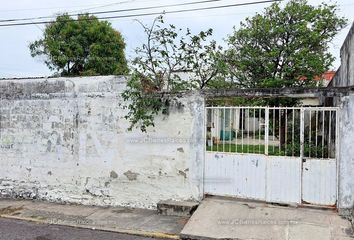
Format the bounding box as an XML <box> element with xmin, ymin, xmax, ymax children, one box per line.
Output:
<box><xmin>204</xmin><ymin>106</ymin><xmax>339</xmax><ymax>206</ymax></box>
<box><xmin>181</xmin><ymin>197</ymin><xmax>352</xmax><ymax>240</ymax></box>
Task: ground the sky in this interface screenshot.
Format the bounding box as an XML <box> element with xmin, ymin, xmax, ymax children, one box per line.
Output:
<box><xmin>0</xmin><ymin>0</ymin><xmax>353</xmax><ymax>78</ymax></box>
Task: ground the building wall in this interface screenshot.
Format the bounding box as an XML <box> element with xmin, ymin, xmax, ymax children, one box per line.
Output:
<box><xmin>332</xmin><ymin>22</ymin><xmax>354</xmax><ymax>87</ymax></box>
<box><xmin>329</xmin><ymin>21</ymin><xmax>354</xmax><ymax>212</ymax></box>
<box><xmin>300</xmin><ymin>98</ymin><xmax>320</xmax><ymax>106</ymax></box>
<box><xmin>1</xmin><ymin>75</ymin><xmax>353</xmax><ymax>212</ymax></box>
<box><xmin>0</xmin><ymin>76</ymin><xmax>205</xmax><ymax>209</ymax></box>
<box><xmin>337</xmin><ymin>94</ymin><xmax>354</xmax><ymax>211</ymax></box>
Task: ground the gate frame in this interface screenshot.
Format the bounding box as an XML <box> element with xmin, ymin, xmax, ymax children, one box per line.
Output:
<box><xmin>202</xmin><ymin>105</ymin><xmax>340</xmax><ymax>207</ymax></box>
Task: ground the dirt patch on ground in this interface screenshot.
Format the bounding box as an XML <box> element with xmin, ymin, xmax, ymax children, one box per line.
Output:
<box><xmin>0</xmin><ymin>206</ymin><xmax>24</xmax><ymax>215</ymax></box>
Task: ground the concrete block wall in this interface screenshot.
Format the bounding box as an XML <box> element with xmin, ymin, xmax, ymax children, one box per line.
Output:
<box><xmin>0</xmin><ymin>76</ymin><xmax>205</xmax><ymax>209</ymax></box>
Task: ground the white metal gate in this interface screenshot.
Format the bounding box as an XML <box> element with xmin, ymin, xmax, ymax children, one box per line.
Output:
<box><xmin>204</xmin><ymin>106</ymin><xmax>338</xmax><ymax>206</ymax></box>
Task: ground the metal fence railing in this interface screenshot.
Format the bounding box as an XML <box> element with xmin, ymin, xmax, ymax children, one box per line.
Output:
<box><xmin>205</xmin><ymin>106</ymin><xmax>338</xmax><ymax>159</ymax></box>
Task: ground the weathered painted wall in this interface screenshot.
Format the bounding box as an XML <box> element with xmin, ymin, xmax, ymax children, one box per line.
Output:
<box><xmin>328</xmin><ymin>21</ymin><xmax>354</xmax><ymax>212</ymax></box>
<box><xmin>332</xmin><ymin>22</ymin><xmax>354</xmax><ymax>87</ymax></box>
<box><xmin>204</xmin><ymin>153</ymin><xmax>303</xmax><ymax>204</ymax></box>
<box><xmin>337</xmin><ymin>94</ymin><xmax>354</xmax><ymax>211</ymax></box>
<box><xmin>0</xmin><ymin>76</ymin><xmax>205</xmax><ymax>208</ymax></box>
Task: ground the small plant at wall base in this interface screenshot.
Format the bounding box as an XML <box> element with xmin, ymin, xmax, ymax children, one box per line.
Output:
<box><xmin>29</xmin><ymin>14</ymin><xmax>128</xmax><ymax>76</ymax></box>
<box><xmin>122</xmin><ymin>15</ymin><xmax>224</xmax><ymax>132</ymax></box>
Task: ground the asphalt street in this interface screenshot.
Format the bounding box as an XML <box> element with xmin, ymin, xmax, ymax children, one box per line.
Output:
<box><xmin>0</xmin><ymin>217</ymin><xmax>162</xmax><ymax>240</ymax></box>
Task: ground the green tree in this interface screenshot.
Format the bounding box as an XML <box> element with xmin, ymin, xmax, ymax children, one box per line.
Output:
<box><xmin>224</xmin><ymin>0</ymin><xmax>347</xmax><ymax>95</ymax></box>
<box><xmin>29</xmin><ymin>14</ymin><xmax>128</xmax><ymax>76</ymax></box>
<box><xmin>122</xmin><ymin>16</ymin><xmax>223</xmax><ymax>131</ymax></box>
<box><xmin>222</xmin><ymin>0</ymin><xmax>347</xmax><ymax>147</ymax></box>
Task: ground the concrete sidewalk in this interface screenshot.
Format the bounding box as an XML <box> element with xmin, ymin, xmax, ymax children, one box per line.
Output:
<box><xmin>181</xmin><ymin>197</ymin><xmax>354</xmax><ymax>240</ymax></box>
<box><xmin>0</xmin><ymin>199</ymin><xmax>188</xmax><ymax>239</ymax></box>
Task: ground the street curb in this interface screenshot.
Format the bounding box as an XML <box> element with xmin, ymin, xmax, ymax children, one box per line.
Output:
<box><xmin>0</xmin><ymin>214</ymin><xmax>180</xmax><ymax>239</ymax></box>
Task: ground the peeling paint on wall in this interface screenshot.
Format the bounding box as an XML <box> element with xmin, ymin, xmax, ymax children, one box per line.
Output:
<box><xmin>123</xmin><ymin>170</ymin><xmax>139</xmax><ymax>181</ymax></box>
<box><xmin>110</xmin><ymin>171</ymin><xmax>118</xmax><ymax>179</ymax></box>
<box><xmin>0</xmin><ymin>76</ymin><xmax>204</xmax><ymax>209</ymax></box>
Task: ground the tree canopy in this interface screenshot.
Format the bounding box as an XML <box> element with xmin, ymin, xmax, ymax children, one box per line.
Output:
<box><xmin>122</xmin><ymin>0</ymin><xmax>347</xmax><ymax>131</ymax></box>
<box><xmin>224</xmin><ymin>0</ymin><xmax>347</xmax><ymax>89</ymax></box>
<box><xmin>29</xmin><ymin>14</ymin><xmax>128</xmax><ymax>76</ymax></box>
<box><xmin>122</xmin><ymin>16</ymin><xmax>223</xmax><ymax>131</ymax></box>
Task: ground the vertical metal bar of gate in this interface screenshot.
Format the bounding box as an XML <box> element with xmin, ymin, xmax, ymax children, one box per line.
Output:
<box><xmin>336</xmin><ymin>109</ymin><xmax>340</xmax><ymax>207</ymax></box>
<box><xmin>300</xmin><ymin>109</ymin><xmax>305</xmax><ymax>159</ymax></box>
<box><xmin>265</xmin><ymin>108</ymin><xmax>269</xmax><ymax>155</ymax></box>
<box><xmin>300</xmin><ymin>108</ymin><xmax>305</xmax><ymax>202</ymax></box>
<box><xmin>203</xmin><ymin>104</ymin><xmax>207</xmax><ymax>197</ymax></box>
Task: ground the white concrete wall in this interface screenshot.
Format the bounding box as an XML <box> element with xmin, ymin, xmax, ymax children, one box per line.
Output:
<box><xmin>329</xmin><ymin>21</ymin><xmax>354</xmax><ymax>212</ymax></box>
<box><xmin>332</xmin><ymin>22</ymin><xmax>354</xmax><ymax>87</ymax></box>
<box><xmin>300</xmin><ymin>98</ymin><xmax>320</xmax><ymax>106</ymax></box>
<box><xmin>0</xmin><ymin>76</ymin><xmax>204</xmax><ymax>209</ymax></box>
<box><xmin>338</xmin><ymin>94</ymin><xmax>354</xmax><ymax>210</ymax></box>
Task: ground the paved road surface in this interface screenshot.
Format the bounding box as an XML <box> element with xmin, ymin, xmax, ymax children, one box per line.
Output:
<box><xmin>0</xmin><ymin>217</ymin><xmax>161</xmax><ymax>240</ymax></box>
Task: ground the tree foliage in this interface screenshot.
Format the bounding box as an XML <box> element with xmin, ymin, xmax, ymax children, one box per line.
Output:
<box><xmin>29</xmin><ymin>14</ymin><xmax>128</xmax><ymax>76</ymax></box>
<box><xmin>122</xmin><ymin>16</ymin><xmax>223</xmax><ymax>131</ymax></box>
<box><xmin>123</xmin><ymin>0</ymin><xmax>347</xmax><ymax>131</ymax></box>
<box><xmin>221</xmin><ymin>0</ymin><xmax>347</xmax><ymax>146</ymax></box>
<box><xmin>225</xmin><ymin>0</ymin><xmax>347</xmax><ymax>91</ymax></box>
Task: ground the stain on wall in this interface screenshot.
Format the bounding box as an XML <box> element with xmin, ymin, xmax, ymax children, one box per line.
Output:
<box><xmin>338</xmin><ymin>94</ymin><xmax>354</xmax><ymax>211</ymax></box>
<box><xmin>0</xmin><ymin>76</ymin><xmax>204</xmax><ymax>209</ymax></box>
<box><xmin>123</xmin><ymin>170</ymin><xmax>139</xmax><ymax>181</ymax></box>
<box><xmin>330</xmin><ymin>22</ymin><xmax>354</xmax><ymax>212</ymax></box>
<box><xmin>110</xmin><ymin>171</ymin><xmax>118</xmax><ymax>179</ymax></box>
